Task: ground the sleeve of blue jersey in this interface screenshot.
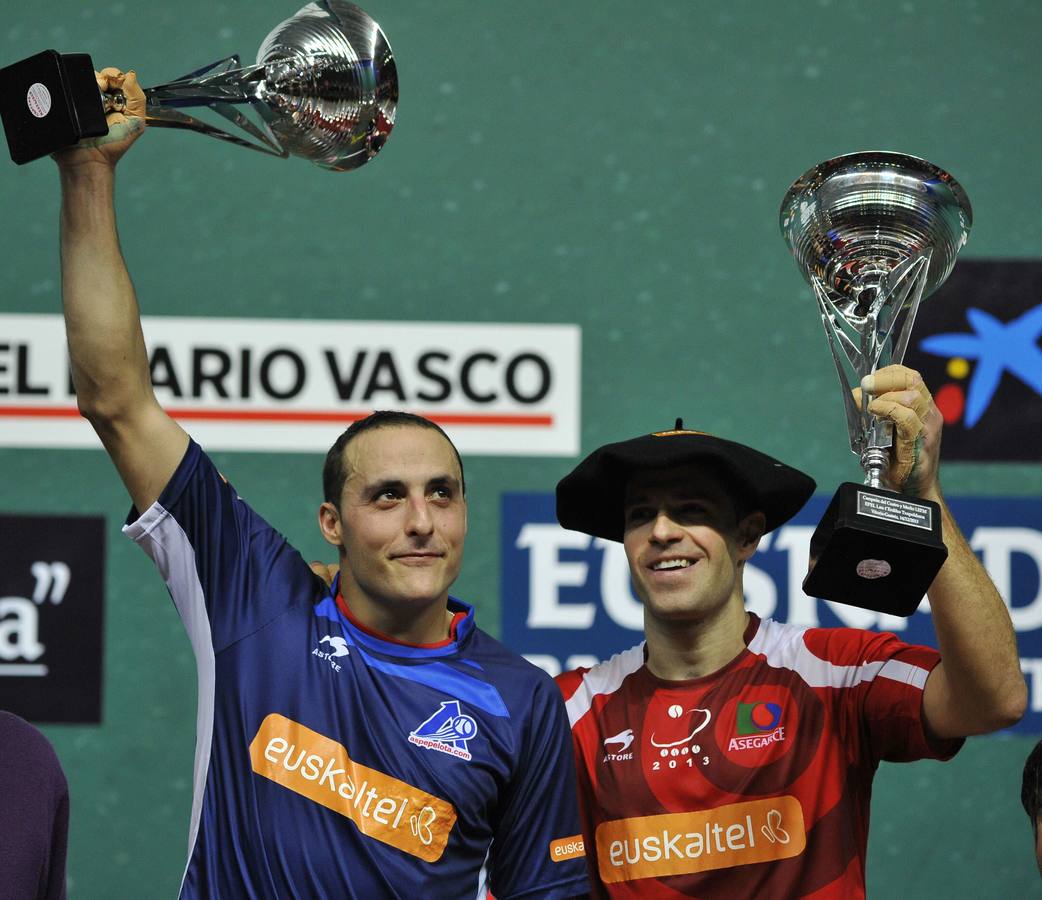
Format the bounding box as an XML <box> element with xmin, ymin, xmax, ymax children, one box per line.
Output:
<box><xmin>124</xmin><ymin>439</ymin><xmax>316</xmax><ymax>652</ymax></box>
<box><xmin>487</xmin><ymin>671</ymin><xmax>590</xmax><ymax>899</ymax></box>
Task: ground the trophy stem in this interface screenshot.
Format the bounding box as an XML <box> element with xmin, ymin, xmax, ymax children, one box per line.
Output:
<box><xmin>860</xmin><ymin>445</ymin><xmax>890</xmax><ymax>489</ymax></box>
<box><xmin>96</xmin><ymin>57</ymin><xmax>287</xmax><ymax>157</ymax></box>
<box><xmin>145</xmin><ymin>60</ymin><xmax>265</xmax><ymax>109</ymax></box>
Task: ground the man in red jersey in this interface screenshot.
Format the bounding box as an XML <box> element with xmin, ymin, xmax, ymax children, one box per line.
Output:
<box><xmin>554</xmin><ymin>364</ymin><xmax>1026</xmax><ymax>898</ymax></box>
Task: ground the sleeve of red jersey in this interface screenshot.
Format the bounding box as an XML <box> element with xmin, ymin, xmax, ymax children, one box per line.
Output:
<box><xmin>806</xmin><ymin>628</ymin><xmax>964</xmax><ymax>765</ymax></box>
<box><xmin>554</xmin><ymin>667</ymin><xmax>588</xmax><ymax>704</ymax></box>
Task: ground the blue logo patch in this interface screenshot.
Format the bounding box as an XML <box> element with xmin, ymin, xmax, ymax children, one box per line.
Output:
<box><xmin>409</xmin><ymin>700</ymin><xmax>478</xmax><ymax>761</ymax></box>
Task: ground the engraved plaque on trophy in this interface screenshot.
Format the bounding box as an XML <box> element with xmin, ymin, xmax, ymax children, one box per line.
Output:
<box><xmin>0</xmin><ymin>0</ymin><xmax>397</xmax><ymax>170</ymax></box>
<box><xmin>780</xmin><ymin>151</ymin><xmax>972</xmax><ymax>615</ymax></box>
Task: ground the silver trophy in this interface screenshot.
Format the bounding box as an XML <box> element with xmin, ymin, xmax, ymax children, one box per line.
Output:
<box><xmin>0</xmin><ymin>0</ymin><xmax>397</xmax><ymax>170</ymax></box>
<box><xmin>780</xmin><ymin>151</ymin><xmax>972</xmax><ymax>615</ymax></box>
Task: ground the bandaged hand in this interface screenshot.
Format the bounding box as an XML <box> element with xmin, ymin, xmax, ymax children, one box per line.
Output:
<box><xmin>53</xmin><ymin>67</ymin><xmax>145</xmax><ymax>165</ymax></box>
<box><xmin>853</xmin><ymin>364</ymin><xmax>942</xmax><ymax>498</ymax></box>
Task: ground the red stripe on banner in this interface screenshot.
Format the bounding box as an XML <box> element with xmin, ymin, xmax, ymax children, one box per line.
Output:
<box><xmin>0</xmin><ymin>405</ymin><xmax>554</xmax><ymax>427</ymax></box>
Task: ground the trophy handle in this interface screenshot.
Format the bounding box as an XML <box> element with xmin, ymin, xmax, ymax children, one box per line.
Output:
<box><xmin>881</xmin><ymin>253</ymin><xmax>931</xmax><ymax>367</ymax></box>
<box><xmin>103</xmin><ymin>56</ymin><xmax>289</xmax><ymax>157</ymax></box>
<box><xmin>144</xmin><ymin>104</ymin><xmax>287</xmax><ymax>158</ymax></box>
<box><xmin>812</xmin><ymin>278</ymin><xmax>873</xmax><ymax>457</ymax></box>
<box><xmin>812</xmin><ymin>250</ymin><xmax>933</xmax><ymax>488</ymax></box>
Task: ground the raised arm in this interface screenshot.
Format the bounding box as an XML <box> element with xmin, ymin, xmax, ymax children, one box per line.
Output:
<box><xmin>55</xmin><ymin>67</ymin><xmax>188</xmax><ymax>512</ymax></box>
<box><xmin>858</xmin><ymin>364</ymin><xmax>1027</xmax><ymax>738</ymax></box>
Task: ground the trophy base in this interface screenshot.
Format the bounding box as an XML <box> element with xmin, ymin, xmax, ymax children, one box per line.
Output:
<box><xmin>0</xmin><ymin>50</ymin><xmax>107</xmax><ymax>165</ymax></box>
<box><xmin>802</xmin><ymin>482</ymin><xmax>948</xmax><ymax>616</ymax></box>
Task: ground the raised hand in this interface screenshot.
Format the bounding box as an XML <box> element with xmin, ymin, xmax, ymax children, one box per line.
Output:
<box><xmin>853</xmin><ymin>364</ymin><xmax>942</xmax><ymax>499</ymax></box>
<box><xmin>53</xmin><ymin>67</ymin><xmax>146</xmax><ymax>170</ymax></box>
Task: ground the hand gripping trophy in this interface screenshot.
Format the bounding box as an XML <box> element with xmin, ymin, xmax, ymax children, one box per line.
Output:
<box><xmin>780</xmin><ymin>152</ymin><xmax>972</xmax><ymax>616</ymax></box>
<box><xmin>0</xmin><ymin>0</ymin><xmax>396</xmax><ymax>170</ymax></box>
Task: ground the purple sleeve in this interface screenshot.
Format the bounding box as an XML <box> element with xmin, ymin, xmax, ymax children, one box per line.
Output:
<box><xmin>0</xmin><ymin>712</ymin><xmax>68</xmax><ymax>900</ymax></box>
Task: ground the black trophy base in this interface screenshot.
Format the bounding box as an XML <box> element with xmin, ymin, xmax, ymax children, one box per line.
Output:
<box><xmin>0</xmin><ymin>50</ymin><xmax>107</xmax><ymax>164</ymax></box>
<box><xmin>803</xmin><ymin>482</ymin><xmax>948</xmax><ymax>616</ymax></box>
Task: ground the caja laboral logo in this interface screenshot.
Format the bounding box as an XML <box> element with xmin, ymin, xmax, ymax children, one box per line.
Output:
<box><xmin>905</xmin><ymin>260</ymin><xmax>1042</xmax><ymax>461</ymax></box>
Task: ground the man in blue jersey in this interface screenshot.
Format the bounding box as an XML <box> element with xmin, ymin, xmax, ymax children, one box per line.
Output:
<box><xmin>53</xmin><ymin>67</ymin><xmax>588</xmax><ymax>899</ymax></box>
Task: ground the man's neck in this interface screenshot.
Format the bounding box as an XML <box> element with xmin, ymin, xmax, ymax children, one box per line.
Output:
<box><xmin>340</xmin><ymin>589</ymin><xmax>455</xmax><ymax>646</ymax></box>
<box><xmin>643</xmin><ymin>600</ymin><xmax>750</xmax><ymax>681</ymax></box>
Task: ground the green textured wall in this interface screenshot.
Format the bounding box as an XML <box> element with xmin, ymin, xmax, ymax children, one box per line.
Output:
<box><xmin>2</xmin><ymin>0</ymin><xmax>1040</xmax><ymax>895</ymax></box>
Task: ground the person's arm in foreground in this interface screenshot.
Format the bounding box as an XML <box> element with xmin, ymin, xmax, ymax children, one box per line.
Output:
<box><xmin>859</xmin><ymin>364</ymin><xmax>1027</xmax><ymax>738</ymax></box>
<box><xmin>56</xmin><ymin>67</ymin><xmax>188</xmax><ymax>511</ymax></box>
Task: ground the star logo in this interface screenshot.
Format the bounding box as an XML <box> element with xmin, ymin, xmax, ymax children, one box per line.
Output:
<box><xmin>917</xmin><ymin>303</ymin><xmax>1042</xmax><ymax>427</ymax></box>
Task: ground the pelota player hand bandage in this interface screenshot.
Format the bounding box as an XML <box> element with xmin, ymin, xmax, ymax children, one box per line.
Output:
<box><xmin>853</xmin><ymin>365</ymin><xmax>936</xmax><ymax>493</ymax></box>
<box><xmin>87</xmin><ymin>67</ymin><xmax>146</xmax><ymax>148</ymax></box>
<box><xmin>58</xmin><ymin>67</ymin><xmax>146</xmax><ymax>153</ymax></box>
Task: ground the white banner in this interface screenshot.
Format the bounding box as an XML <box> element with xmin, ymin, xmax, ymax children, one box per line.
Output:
<box><xmin>0</xmin><ymin>315</ymin><xmax>580</xmax><ymax>455</ymax></box>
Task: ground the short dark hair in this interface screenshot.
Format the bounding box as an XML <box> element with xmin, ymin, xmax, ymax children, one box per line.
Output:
<box><xmin>322</xmin><ymin>411</ymin><xmax>466</xmax><ymax>507</ymax></box>
<box><xmin>1022</xmin><ymin>739</ymin><xmax>1042</xmax><ymax>833</ymax></box>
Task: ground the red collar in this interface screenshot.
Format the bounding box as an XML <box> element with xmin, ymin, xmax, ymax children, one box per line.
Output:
<box><xmin>335</xmin><ymin>592</ymin><xmax>465</xmax><ymax>649</ymax></box>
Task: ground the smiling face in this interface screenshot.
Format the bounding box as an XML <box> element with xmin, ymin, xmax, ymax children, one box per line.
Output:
<box><xmin>319</xmin><ymin>425</ymin><xmax>467</xmax><ymax>637</ymax></box>
<box><xmin>622</xmin><ymin>464</ymin><xmax>764</xmax><ymax>629</ymax></box>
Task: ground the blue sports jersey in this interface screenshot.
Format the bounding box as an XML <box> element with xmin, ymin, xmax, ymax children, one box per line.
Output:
<box><xmin>124</xmin><ymin>441</ymin><xmax>588</xmax><ymax>899</ymax></box>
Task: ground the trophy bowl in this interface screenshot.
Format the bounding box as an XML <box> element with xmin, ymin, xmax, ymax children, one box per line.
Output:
<box><xmin>250</xmin><ymin>0</ymin><xmax>398</xmax><ymax>169</ymax></box>
<box><xmin>780</xmin><ymin>151</ymin><xmax>971</xmax><ymax>322</ymax></box>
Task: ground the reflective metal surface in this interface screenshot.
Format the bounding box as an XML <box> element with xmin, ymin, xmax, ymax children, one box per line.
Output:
<box><xmin>779</xmin><ymin>152</ymin><xmax>972</xmax><ymax>484</ymax></box>
<box><xmin>137</xmin><ymin>0</ymin><xmax>396</xmax><ymax>170</ymax></box>
<box><xmin>781</xmin><ymin>151</ymin><xmax>970</xmax><ymax>316</ymax></box>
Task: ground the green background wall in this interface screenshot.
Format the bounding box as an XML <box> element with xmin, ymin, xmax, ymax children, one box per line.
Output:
<box><xmin>2</xmin><ymin>0</ymin><xmax>1040</xmax><ymax>894</ymax></box>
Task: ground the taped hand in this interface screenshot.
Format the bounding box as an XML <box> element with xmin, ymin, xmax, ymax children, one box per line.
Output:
<box><xmin>853</xmin><ymin>364</ymin><xmax>942</xmax><ymax>497</ymax></box>
<box><xmin>53</xmin><ymin>67</ymin><xmax>145</xmax><ymax>166</ymax></box>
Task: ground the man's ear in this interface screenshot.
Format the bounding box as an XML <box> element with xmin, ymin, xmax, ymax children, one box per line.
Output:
<box><xmin>736</xmin><ymin>511</ymin><xmax>767</xmax><ymax>561</ymax></box>
<box><xmin>318</xmin><ymin>501</ymin><xmax>344</xmax><ymax>549</ymax></box>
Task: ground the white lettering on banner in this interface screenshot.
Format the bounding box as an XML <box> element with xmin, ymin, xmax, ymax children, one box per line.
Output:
<box><xmin>0</xmin><ymin>315</ymin><xmax>580</xmax><ymax>455</ymax></box>
<box><xmin>742</xmin><ymin>562</ymin><xmax>778</xmax><ymax>622</ymax></box>
<box><xmin>972</xmin><ymin>528</ymin><xmax>1042</xmax><ymax>630</ymax></box>
<box><xmin>0</xmin><ymin>561</ymin><xmax>67</xmax><ymax>676</ymax></box>
<box><xmin>30</xmin><ymin>562</ymin><xmax>70</xmax><ymax>604</ymax></box>
<box><xmin>0</xmin><ymin>598</ymin><xmax>45</xmax><ymax>663</ymax></box>
<box><xmin>594</xmin><ymin>539</ymin><xmax>644</xmax><ymax>630</ymax></box>
<box><xmin>518</xmin><ymin>525</ymin><xmax>595</xmax><ymax>629</ymax></box>
<box><xmin>1021</xmin><ymin>660</ymin><xmax>1042</xmax><ymax>712</ymax></box>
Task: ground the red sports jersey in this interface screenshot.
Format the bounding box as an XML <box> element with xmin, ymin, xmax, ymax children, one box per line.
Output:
<box><xmin>555</xmin><ymin>613</ymin><xmax>962</xmax><ymax>898</ymax></box>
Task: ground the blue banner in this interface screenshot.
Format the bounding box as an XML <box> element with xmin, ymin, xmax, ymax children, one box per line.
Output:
<box><xmin>501</xmin><ymin>493</ymin><xmax>1042</xmax><ymax>734</ymax></box>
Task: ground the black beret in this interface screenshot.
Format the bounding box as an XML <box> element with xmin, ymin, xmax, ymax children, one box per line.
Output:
<box><xmin>556</xmin><ymin>423</ymin><xmax>815</xmax><ymax>542</ymax></box>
